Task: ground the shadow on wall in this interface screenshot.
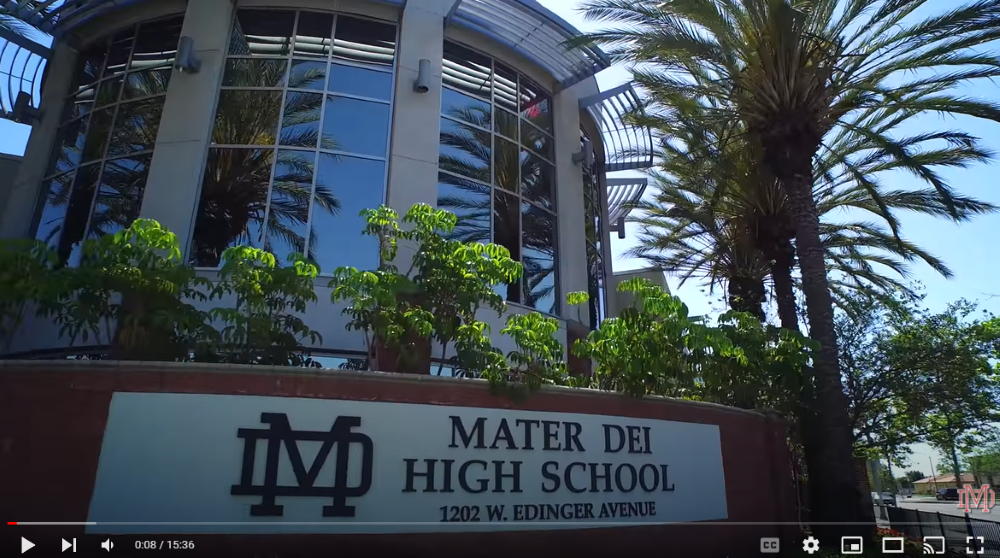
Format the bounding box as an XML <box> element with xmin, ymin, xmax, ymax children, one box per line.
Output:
<box><xmin>0</xmin><ymin>154</ymin><xmax>23</xmax><ymax>221</ymax></box>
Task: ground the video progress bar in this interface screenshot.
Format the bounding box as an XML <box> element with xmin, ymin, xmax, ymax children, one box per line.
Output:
<box><xmin>6</xmin><ymin>521</ymin><xmax>952</xmax><ymax>526</ymax></box>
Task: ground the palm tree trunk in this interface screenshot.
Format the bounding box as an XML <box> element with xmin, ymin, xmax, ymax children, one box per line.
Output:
<box><xmin>727</xmin><ymin>275</ymin><xmax>766</xmax><ymax>321</ymax></box>
<box><xmin>782</xmin><ymin>170</ymin><xmax>867</xmax><ymax>537</ymax></box>
<box><xmin>770</xmin><ymin>243</ymin><xmax>800</xmax><ymax>332</ymax></box>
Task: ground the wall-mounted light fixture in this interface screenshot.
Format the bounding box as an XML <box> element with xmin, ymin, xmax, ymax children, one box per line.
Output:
<box><xmin>573</xmin><ymin>138</ymin><xmax>594</xmax><ymax>167</ymax></box>
<box><xmin>174</xmin><ymin>36</ymin><xmax>202</xmax><ymax>74</ymax></box>
<box><xmin>414</xmin><ymin>59</ymin><xmax>431</xmax><ymax>93</ymax></box>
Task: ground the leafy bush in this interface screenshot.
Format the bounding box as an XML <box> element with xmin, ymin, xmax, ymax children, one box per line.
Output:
<box><xmin>0</xmin><ymin>206</ymin><xmax>818</xmax><ymax>410</ymax></box>
<box><xmin>204</xmin><ymin>247</ymin><xmax>323</xmax><ymax>367</ymax></box>
<box><xmin>0</xmin><ymin>238</ymin><xmax>62</xmax><ymax>352</ymax></box>
<box><xmin>569</xmin><ymin>278</ymin><xmax>814</xmax><ymax>412</ymax></box>
<box><xmin>330</xmin><ymin>204</ymin><xmax>523</xmax><ymax>377</ymax></box>
<box><xmin>570</xmin><ymin>277</ymin><xmax>742</xmax><ymax>397</ymax></box>
<box><xmin>499</xmin><ymin>311</ymin><xmax>570</xmax><ymax>395</ymax></box>
<box><xmin>33</xmin><ymin>220</ymin><xmax>215</xmax><ymax>361</ymax></box>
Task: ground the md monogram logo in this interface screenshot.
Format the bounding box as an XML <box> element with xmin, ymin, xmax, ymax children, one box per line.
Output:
<box><xmin>231</xmin><ymin>413</ymin><xmax>374</xmax><ymax>517</ymax></box>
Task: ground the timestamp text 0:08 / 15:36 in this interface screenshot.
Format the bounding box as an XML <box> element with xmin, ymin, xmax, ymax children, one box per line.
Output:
<box><xmin>134</xmin><ymin>540</ymin><xmax>196</xmax><ymax>550</ymax></box>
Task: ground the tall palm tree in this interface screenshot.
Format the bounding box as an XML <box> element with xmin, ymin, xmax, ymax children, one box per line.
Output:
<box><xmin>579</xmin><ymin>0</ymin><xmax>1000</xmax><ymax>533</ymax></box>
<box><xmin>631</xmin><ymin>85</ymin><xmax>995</xmax><ymax>332</ymax></box>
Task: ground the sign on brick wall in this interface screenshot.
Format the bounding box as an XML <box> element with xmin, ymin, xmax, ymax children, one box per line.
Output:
<box><xmin>86</xmin><ymin>392</ymin><xmax>729</xmax><ymax>534</ymax></box>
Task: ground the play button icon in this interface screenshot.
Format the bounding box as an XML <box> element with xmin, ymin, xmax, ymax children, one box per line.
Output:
<box><xmin>21</xmin><ymin>537</ymin><xmax>34</xmax><ymax>554</ymax></box>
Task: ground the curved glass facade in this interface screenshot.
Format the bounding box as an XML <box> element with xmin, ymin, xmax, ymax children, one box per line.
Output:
<box><xmin>189</xmin><ymin>9</ymin><xmax>397</xmax><ymax>271</ymax></box>
<box><xmin>33</xmin><ymin>16</ymin><xmax>183</xmax><ymax>263</ymax></box>
<box><xmin>437</xmin><ymin>41</ymin><xmax>558</xmax><ymax>315</ymax></box>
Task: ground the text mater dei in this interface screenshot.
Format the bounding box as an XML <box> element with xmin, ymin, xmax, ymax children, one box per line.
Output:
<box><xmin>405</xmin><ymin>416</ymin><xmax>676</xmax><ymax>523</ymax></box>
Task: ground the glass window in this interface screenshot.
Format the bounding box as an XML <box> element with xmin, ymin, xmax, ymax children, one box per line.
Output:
<box><xmin>439</xmin><ymin>117</ymin><xmax>490</xmax><ymax>183</ymax></box>
<box><xmin>436</xmin><ymin>175</ymin><xmax>490</xmax><ymax>245</ymax></box>
<box><xmin>582</xmin><ymin>131</ymin><xmax>607</xmax><ymax>328</ymax></box>
<box><xmin>327</xmin><ymin>64</ymin><xmax>393</xmax><ymax>100</ymax></box>
<box><xmin>333</xmin><ymin>16</ymin><xmax>396</xmax><ymax>66</ymax></box>
<box><xmin>33</xmin><ymin>16</ymin><xmax>183</xmax><ymax>262</ymax></box>
<box><xmin>322</xmin><ymin>96</ymin><xmax>390</xmax><ymax>157</ymax></box>
<box><xmin>190</xmin><ymin>148</ymin><xmax>274</xmax><ymax>267</ymax></box>
<box><xmin>293</xmin><ymin>13</ymin><xmax>334</xmax><ymax>58</ymax></box>
<box><xmin>212</xmin><ymin>90</ymin><xmax>283</xmax><ymax>146</ymax></box>
<box><xmin>310</xmin><ymin>154</ymin><xmax>384</xmax><ymax>272</ymax></box>
<box><xmin>222</xmin><ymin>59</ymin><xmax>288</xmax><ymax>87</ymax></box>
<box><xmin>438</xmin><ymin>40</ymin><xmax>558</xmax><ymax>314</ymax></box>
<box><xmin>191</xmin><ymin>9</ymin><xmax>396</xmax><ymax>273</ymax></box>
<box><xmin>289</xmin><ymin>59</ymin><xmax>326</xmax><ymax>90</ymax></box>
<box><xmin>229</xmin><ymin>10</ymin><xmax>295</xmax><ymax>57</ymax></box>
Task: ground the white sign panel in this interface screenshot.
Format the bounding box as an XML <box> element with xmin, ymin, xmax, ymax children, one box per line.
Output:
<box><xmin>86</xmin><ymin>392</ymin><xmax>728</xmax><ymax>534</ymax></box>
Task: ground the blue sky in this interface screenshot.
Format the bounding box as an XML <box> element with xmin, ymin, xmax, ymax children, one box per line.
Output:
<box><xmin>2</xmin><ymin>0</ymin><xmax>996</xmax><ymax>475</ymax></box>
<box><xmin>539</xmin><ymin>0</ymin><xmax>1000</xmax><ymax>476</ymax></box>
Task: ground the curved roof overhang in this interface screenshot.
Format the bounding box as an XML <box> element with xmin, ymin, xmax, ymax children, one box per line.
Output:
<box><xmin>3</xmin><ymin>0</ymin><xmax>610</xmax><ymax>88</ymax></box>
<box><xmin>606</xmin><ymin>177</ymin><xmax>648</xmax><ymax>239</ymax></box>
<box><xmin>580</xmin><ymin>82</ymin><xmax>654</xmax><ymax>237</ymax></box>
<box><xmin>445</xmin><ymin>0</ymin><xmax>610</xmax><ymax>88</ymax></box>
<box><xmin>580</xmin><ymin>82</ymin><xmax>653</xmax><ymax>173</ymax></box>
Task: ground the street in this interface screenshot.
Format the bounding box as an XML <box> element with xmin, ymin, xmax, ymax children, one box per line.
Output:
<box><xmin>897</xmin><ymin>496</ymin><xmax>996</xmax><ymax>521</ymax></box>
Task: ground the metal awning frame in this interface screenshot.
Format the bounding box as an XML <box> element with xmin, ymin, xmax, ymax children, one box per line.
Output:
<box><xmin>606</xmin><ymin>177</ymin><xmax>648</xmax><ymax>238</ymax></box>
<box><xmin>445</xmin><ymin>0</ymin><xmax>610</xmax><ymax>88</ymax></box>
<box><xmin>580</xmin><ymin>81</ymin><xmax>654</xmax><ymax>173</ymax></box>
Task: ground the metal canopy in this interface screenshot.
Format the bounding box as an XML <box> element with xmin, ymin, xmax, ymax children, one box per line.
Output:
<box><xmin>581</xmin><ymin>82</ymin><xmax>654</xmax><ymax>173</ymax></box>
<box><xmin>446</xmin><ymin>0</ymin><xmax>610</xmax><ymax>88</ymax></box>
<box><xmin>606</xmin><ymin>177</ymin><xmax>647</xmax><ymax>238</ymax></box>
<box><xmin>0</xmin><ymin>17</ymin><xmax>50</xmax><ymax>122</ymax></box>
<box><xmin>4</xmin><ymin>0</ymin><xmax>610</xmax><ymax>87</ymax></box>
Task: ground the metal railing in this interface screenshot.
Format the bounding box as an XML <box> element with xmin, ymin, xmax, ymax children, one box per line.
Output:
<box><xmin>887</xmin><ymin>506</ymin><xmax>1000</xmax><ymax>557</ymax></box>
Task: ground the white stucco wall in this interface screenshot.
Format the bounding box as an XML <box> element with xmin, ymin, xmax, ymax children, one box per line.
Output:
<box><xmin>2</xmin><ymin>0</ymin><xmax>608</xmax><ymax>362</ymax></box>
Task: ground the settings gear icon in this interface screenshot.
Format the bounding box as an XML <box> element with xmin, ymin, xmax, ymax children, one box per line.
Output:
<box><xmin>802</xmin><ymin>536</ymin><xmax>820</xmax><ymax>555</ymax></box>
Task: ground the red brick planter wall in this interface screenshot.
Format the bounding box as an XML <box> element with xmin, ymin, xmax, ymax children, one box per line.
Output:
<box><xmin>0</xmin><ymin>361</ymin><xmax>799</xmax><ymax>557</ymax></box>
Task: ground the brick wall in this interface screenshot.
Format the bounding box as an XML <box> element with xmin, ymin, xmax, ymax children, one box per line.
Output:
<box><xmin>0</xmin><ymin>361</ymin><xmax>800</xmax><ymax>557</ymax></box>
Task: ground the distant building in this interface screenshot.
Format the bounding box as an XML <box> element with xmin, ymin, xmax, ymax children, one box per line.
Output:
<box><xmin>912</xmin><ymin>473</ymin><xmax>977</xmax><ymax>494</ymax></box>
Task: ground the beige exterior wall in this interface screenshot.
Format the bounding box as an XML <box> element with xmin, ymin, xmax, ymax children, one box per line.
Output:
<box><xmin>606</xmin><ymin>267</ymin><xmax>669</xmax><ymax>318</ymax></box>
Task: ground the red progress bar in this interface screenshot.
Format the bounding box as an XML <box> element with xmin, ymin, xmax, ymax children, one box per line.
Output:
<box><xmin>7</xmin><ymin>522</ymin><xmax>15</xmax><ymax>525</ymax></box>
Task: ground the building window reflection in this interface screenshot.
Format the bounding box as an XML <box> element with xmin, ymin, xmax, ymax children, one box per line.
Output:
<box><xmin>190</xmin><ymin>9</ymin><xmax>396</xmax><ymax>271</ymax></box>
<box><xmin>437</xmin><ymin>41</ymin><xmax>558</xmax><ymax>315</ymax></box>
<box><xmin>33</xmin><ymin>16</ymin><xmax>183</xmax><ymax>263</ymax></box>
<box><xmin>582</xmin><ymin>131</ymin><xmax>607</xmax><ymax>328</ymax></box>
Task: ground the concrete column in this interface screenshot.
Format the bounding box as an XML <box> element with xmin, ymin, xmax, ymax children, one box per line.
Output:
<box><xmin>384</xmin><ymin>0</ymin><xmax>457</xmax><ymax>263</ymax></box>
<box><xmin>0</xmin><ymin>42</ymin><xmax>77</xmax><ymax>239</ymax></box>
<box><xmin>138</xmin><ymin>0</ymin><xmax>233</xmax><ymax>250</ymax></box>
<box><xmin>553</xmin><ymin>83</ymin><xmax>589</xmax><ymax>322</ymax></box>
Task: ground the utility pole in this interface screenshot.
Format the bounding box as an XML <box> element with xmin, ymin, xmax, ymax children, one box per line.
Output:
<box><xmin>870</xmin><ymin>459</ymin><xmax>888</xmax><ymax>520</ymax></box>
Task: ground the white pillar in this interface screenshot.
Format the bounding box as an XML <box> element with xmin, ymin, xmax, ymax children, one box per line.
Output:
<box><xmin>138</xmin><ymin>0</ymin><xmax>233</xmax><ymax>248</ymax></box>
<box><xmin>0</xmin><ymin>43</ymin><xmax>77</xmax><ymax>239</ymax></box>
<box><xmin>553</xmin><ymin>83</ymin><xmax>589</xmax><ymax>322</ymax></box>
<box><xmin>384</xmin><ymin>0</ymin><xmax>457</xmax><ymax>254</ymax></box>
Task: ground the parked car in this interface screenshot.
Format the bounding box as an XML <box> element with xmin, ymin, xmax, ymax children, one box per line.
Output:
<box><xmin>872</xmin><ymin>491</ymin><xmax>897</xmax><ymax>506</ymax></box>
<box><xmin>936</xmin><ymin>487</ymin><xmax>960</xmax><ymax>501</ymax></box>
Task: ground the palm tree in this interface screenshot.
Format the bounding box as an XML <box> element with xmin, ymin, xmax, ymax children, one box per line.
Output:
<box><xmin>579</xmin><ymin>0</ymin><xmax>1000</xmax><ymax>533</ymax></box>
<box><xmin>630</xmin><ymin>84</ymin><xmax>995</xmax><ymax>332</ymax></box>
<box><xmin>0</xmin><ymin>7</ymin><xmax>36</xmax><ymax>40</ymax></box>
